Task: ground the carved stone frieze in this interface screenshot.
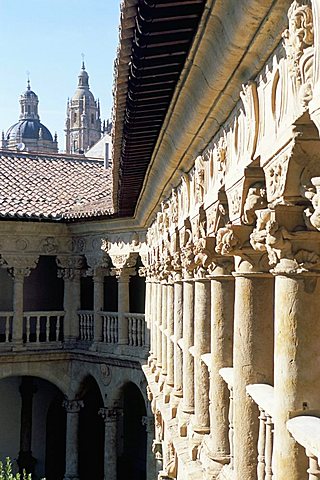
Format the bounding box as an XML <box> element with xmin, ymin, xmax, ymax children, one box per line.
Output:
<box><xmin>282</xmin><ymin>0</ymin><xmax>314</xmax><ymax>107</ymax></box>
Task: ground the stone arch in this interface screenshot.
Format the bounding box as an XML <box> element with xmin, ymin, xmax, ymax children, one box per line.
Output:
<box><xmin>0</xmin><ymin>360</ymin><xmax>69</xmax><ymax>396</ymax></box>
<box><xmin>105</xmin><ymin>367</ymin><xmax>147</xmax><ymax>409</ymax></box>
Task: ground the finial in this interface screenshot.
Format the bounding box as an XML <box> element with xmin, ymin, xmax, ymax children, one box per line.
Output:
<box><xmin>26</xmin><ymin>70</ymin><xmax>30</xmax><ymax>90</ymax></box>
<box><xmin>81</xmin><ymin>53</ymin><xmax>85</xmax><ymax>70</ymax></box>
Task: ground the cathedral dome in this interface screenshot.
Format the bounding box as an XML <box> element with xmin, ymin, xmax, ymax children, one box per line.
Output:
<box><xmin>6</xmin><ymin>120</ymin><xmax>53</xmax><ymax>142</ymax></box>
<box><xmin>1</xmin><ymin>79</ymin><xmax>58</xmax><ymax>153</ymax></box>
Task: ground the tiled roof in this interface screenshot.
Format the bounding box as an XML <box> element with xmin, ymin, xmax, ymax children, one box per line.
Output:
<box><xmin>0</xmin><ymin>149</ymin><xmax>113</xmax><ymax>221</ymax></box>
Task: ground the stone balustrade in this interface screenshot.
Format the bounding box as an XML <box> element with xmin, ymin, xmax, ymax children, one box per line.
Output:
<box><xmin>78</xmin><ymin>310</ymin><xmax>94</xmax><ymax>341</ymax></box>
<box><xmin>246</xmin><ymin>384</ymin><xmax>275</xmax><ymax>480</ymax></box>
<box><xmin>23</xmin><ymin>311</ymin><xmax>64</xmax><ymax>344</ymax></box>
<box><xmin>0</xmin><ymin>309</ymin><xmax>147</xmax><ymax>355</ymax></box>
<box><xmin>0</xmin><ymin>312</ymin><xmax>13</xmax><ymax>343</ymax></box>
<box><xmin>102</xmin><ymin>312</ymin><xmax>119</xmax><ymax>343</ymax></box>
<box><xmin>287</xmin><ymin>416</ymin><xmax>320</xmax><ymax>480</ymax></box>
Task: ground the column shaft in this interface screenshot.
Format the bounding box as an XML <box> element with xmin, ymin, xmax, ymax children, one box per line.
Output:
<box><xmin>118</xmin><ymin>275</ymin><xmax>130</xmax><ymax>345</ymax></box>
<box><xmin>273</xmin><ymin>274</ymin><xmax>320</xmax><ymax>480</ymax></box>
<box><xmin>156</xmin><ymin>282</ymin><xmax>163</xmax><ymax>368</ymax></box>
<box><xmin>161</xmin><ymin>282</ymin><xmax>168</xmax><ymax>375</ymax></box>
<box><xmin>63</xmin><ymin>273</ymin><xmax>81</xmax><ymax>342</ymax></box>
<box><xmin>63</xmin><ymin>400</ymin><xmax>83</xmax><ymax>480</ymax></box>
<box><xmin>193</xmin><ymin>278</ymin><xmax>210</xmax><ymax>433</ymax></box>
<box><xmin>173</xmin><ymin>280</ymin><xmax>183</xmax><ymax>396</ymax></box>
<box><xmin>93</xmin><ymin>274</ymin><xmax>104</xmax><ymax>343</ymax></box>
<box><xmin>99</xmin><ymin>409</ymin><xmax>118</xmax><ymax>480</ymax></box>
<box><xmin>209</xmin><ymin>276</ymin><xmax>234</xmax><ymax>461</ymax></box>
<box><xmin>182</xmin><ymin>279</ymin><xmax>195</xmax><ymax>413</ymax></box>
<box><xmin>166</xmin><ymin>282</ymin><xmax>174</xmax><ymax>387</ymax></box>
<box><xmin>12</xmin><ymin>273</ymin><xmax>24</xmax><ymax>345</ymax></box>
<box><xmin>233</xmin><ymin>274</ymin><xmax>274</xmax><ymax>479</ymax></box>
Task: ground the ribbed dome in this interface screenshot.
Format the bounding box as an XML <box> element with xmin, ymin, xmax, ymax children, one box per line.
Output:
<box><xmin>6</xmin><ymin>120</ymin><xmax>53</xmax><ymax>142</ymax></box>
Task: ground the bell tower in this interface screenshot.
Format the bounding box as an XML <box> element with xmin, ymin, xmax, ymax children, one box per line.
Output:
<box><xmin>65</xmin><ymin>61</ymin><xmax>102</xmax><ymax>154</ymax></box>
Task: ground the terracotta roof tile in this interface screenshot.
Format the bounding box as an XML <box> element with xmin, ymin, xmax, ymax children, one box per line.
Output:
<box><xmin>0</xmin><ymin>149</ymin><xmax>113</xmax><ymax>221</ymax></box>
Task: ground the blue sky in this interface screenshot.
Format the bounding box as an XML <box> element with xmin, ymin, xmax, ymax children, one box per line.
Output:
<box><xmin>0</xmin><ymin>0</ymin><xmax>120</xmax><ymax>151</ymax></box>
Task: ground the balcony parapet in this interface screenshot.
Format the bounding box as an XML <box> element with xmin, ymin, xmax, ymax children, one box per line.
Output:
<box><xmin>287</xmin><ymin>416</ymin><xmax>320</xmax><ymax>478</ymax></box>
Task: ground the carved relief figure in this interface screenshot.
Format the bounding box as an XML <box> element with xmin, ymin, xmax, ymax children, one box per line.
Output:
<box><xmin>242</xmin><ymin>183</ymin><xmax>267</xmax><ymax>225</ymax></box>
<box><xmin>282</xmin><ymin>0</ymin><xmax>314</xmax><ymax>106</ymax></box>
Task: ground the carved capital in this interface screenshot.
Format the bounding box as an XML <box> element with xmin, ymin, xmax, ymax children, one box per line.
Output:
<box><xmin>62</xmin><ymin>399</ymin><xmax>84</xmax><ymax>413</ymax></box>
<box><xmin>56</xmin><ymin>255</ymin><xmax>85</xmax><ymax>280</ymax></box>
<box><xmin>142</xmin><ymin>415</ymin><xmax>154</xmax><ymax>433</ymax></box>
<box><xmin>111</xmin><ymin>266</ymin><xmax>136</xmax><ymax>280</ymax></box>
<box><xmin>215</xmin><ymin>225</ymin><xmax>241</xmax><ymax>256</ymax></box>
<box><xmin>4</xmin><ymin>254</ymin><xmax>39</xmax><ymax>279</ymax></box>
<box><xmin>98</xmin><ymin>407</ymin><xmax>121</xmax><ymax>423</ymax></box>
<box><xmin>109</xmin><ymin>252</ymin><xmax>138</xmax><ymax>270</ymax></box>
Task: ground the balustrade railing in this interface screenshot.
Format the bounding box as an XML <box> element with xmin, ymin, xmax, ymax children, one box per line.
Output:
<box><xmin>246</xmin><ymin>384</ymin><xmax>275</xmax><ymax>480</ymax></box>
<box><xmin>126</xmin><ymin>313</ymin><xmax>145</xmax><ymax>346</ymax></box>
<box><xmin>78</xmin><ymin>310</ymin><xmax>94</xmax><ymax>341</ymax></box>
<box><xmin>219</xmin><ymin>367</ymin><xmax>234</xmax><ymax>469</ymax></box>
<box><xmin>0</xmin><ymin>312</ymin><xmax>13</xmax><ymax>343</ymax></box>
<box><xmin>101</xmin><ymin>312</ymin><xmax>119</xmax><ymax>343</ymax></box>
<box><xmin>23</xmin><ymin>311</ymin><xmax>64</xmax><ymax>343</ymax></box>
<box><xmin>287</xmin><ymin>415</ymin><xmax>320</xmax><ymax>479</ymax></box>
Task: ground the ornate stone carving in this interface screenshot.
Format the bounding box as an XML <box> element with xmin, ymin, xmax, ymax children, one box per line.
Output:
<box><xmin>4</xmin><ymin>254</ymin><xmax>39</xmax><ymax>278</ymax></box>
<box><xmin>40</xmin><ymin>237</ymin><xmax>58</xmax><ymax>253</ymax></box>
<box><xmin>56</xmin><ymin>255</ymin><xmax>84</xmax><ymax>279</ymax></box>
<box><xmin>242</xmin><ymin>183</ymin><xmax>267</xmax><ymax>225</ymax></box>
<box><xmin>98</xmin><ymin>407</ymin><xmax>120</xmax><ymax>423</ymax></box>
<box><xmin>165</xmin><ymin>441</ymin><xmax>177</xmax><ymax>479</ymax></box>
<box><xmin>303</xmin><ymin>176</ymin><xmax>320</xmax><ymax>230</ymax></box>
<box><xmin>99</xmin><ymin>363</ymin><xmax>112</xmax><ymax>386</ymax></box>
<box><xmin>282</xmin><ymin>0</ymin><xmax>314</xmax><ymax>106</ymax></box>
<box><xmin>215</xmin><ymin>225</ymin><xmax>241</xmax><ymax>256</ymax></box>
<box><xmin>267</xmin><ymin>159</ymin><xmax>287</xmax><ymax>201</ymax></box>
<box><xmin>110</xmin><ymin>252</ymin><xmax>138</xmax><ymax>270</ymax></box>
<box><xmin>194</xmin><ymin>155</ymin><xmax>205</xmax><ymax>204</ymax></box>
<box><xmin>62</xmin><ymin>399</ymin><xmax>84</xmax><ymax>413</ymax></box>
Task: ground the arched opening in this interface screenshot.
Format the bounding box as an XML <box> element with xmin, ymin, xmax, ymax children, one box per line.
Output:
<box><xmin>0</xmin><ymin>269</ymin><xmax>13</xmax><ymax>342</ymax></box>
<box><xmin>0</xmin><ymin>375</ymin><xmax>66</xmax><ymax>479</ymax></box>
<box><xmin>78</xmin><ymin>376</ymin><xmax>104</xmax><ymax>480</ymax></box>
<box><xmin>45</xmin><ymin>392</ymin><xmax>66</xmax><ymax>480</ymax></box>
<box><xmin>117</xmin><ymin>382</ymin><xmax>147</xmax><ymax>480</ymax></box>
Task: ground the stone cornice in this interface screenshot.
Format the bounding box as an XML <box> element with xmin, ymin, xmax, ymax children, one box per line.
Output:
<box><xmin>132</xmin><ymin>0</ymin><xmax>292</xmax><ymax>228</ymax></box>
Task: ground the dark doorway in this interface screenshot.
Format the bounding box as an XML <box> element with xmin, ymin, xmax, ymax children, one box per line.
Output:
<box><xmin>118</xmin><ymin>383</ymin><xmax>147</xmax><ymax>480</ymax></box>
<box><xmin>79</xmin><ymin>376</ymin><xmax>104</xmax><ymax>480</ymax></box>
<box><xmin>45</xmin><ymin>392</ymin><xmax>66</xmax><ymax>480</ymax></box>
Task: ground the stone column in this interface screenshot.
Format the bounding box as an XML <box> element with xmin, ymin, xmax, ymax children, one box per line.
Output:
<box><xmin>142</xmin><ymin>416</ymin><xmax>156</xmax><ymax>480</ymax></box>
<box><xmin>182</xmin><ymin>273</ymin><xmax>195</xmax><ymax>414</ymax></box>
<box><xmin>161</xmin><ymin>280</ymin><xmax>168</xmax><ymax>376</ymax></box>
<box><xmin>92</xmin><ymin>268</ymin><xmax>104</xmax><ymax>344</ymax></box>
<box><xmin>166</xmin><ymin>279</ymin><xmax>175</xmax><ymax>388</ymax></box>
<box><xmin>151</xmin><ymin>279</ymin><xmax>158</xmax><ymax>364</ymax></box>
<box><xmin>63</xmin><ymin>399</ymin><xmax>84</xmax><ymax>480</ymax></box>
<box><xmin>232</xmin><ymin>259</ymin><xmax>274</xmax><ymax>480</ymax></box>
<box><xmin>99</xmin><ymin>407</ymin><xmax>119</xmax><ymax>480</ymax></box>
<box><xmin>12</xmin><ymin>269</ymin><xmax>27</xmax><ymax>347</ymax></box>
<box><xmin>173</xmin><ymin>272</ymin><xmax>183</xmax><ymax>397</ymax></box>
<box><xmin>207</xmin><ymin>260</ymin><xmax>234</xmax><ymax>467</ymax></box>
<box><xmin>57</xmin><ymin>256</ymin><xmax>84</xmax><ymax>344</ymax></box>
<box><xmin>272</xmin><ymin>271</ymin><xmax>320</xmax><ymax>480</ymax></box>
<box><xmin>5</xmin><ymin>255</ymin><xmax>38</xmax><ymax>348</ymax></box>
<box><xmin>193</xmin><ymin>274</ymin><xmax>211</xmax><ymax>434</ymax></box>
<box><xmin>18</xmin><ymin>377</ymin><xmax>37</xmax><ymax>475</ymax></box>
<box><xmin>156</xmin><ymin>280</ymin><xmax>163</xmax><ymax>369</ymax></box>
